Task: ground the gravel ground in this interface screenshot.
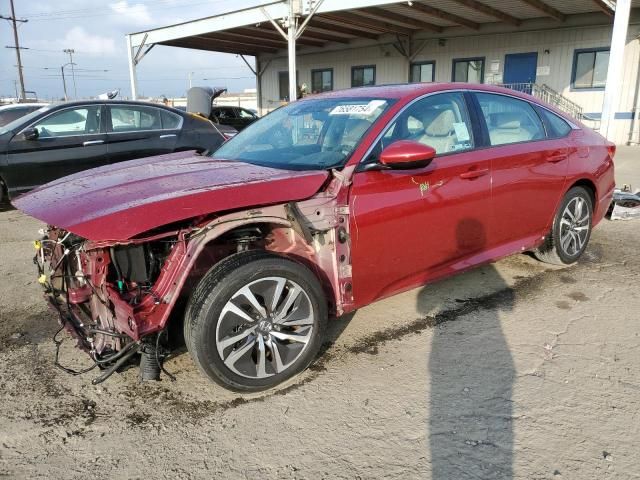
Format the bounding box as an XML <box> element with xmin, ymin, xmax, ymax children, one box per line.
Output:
<box><xmin>0</xmin><ymin>199</ymin><xmax>639</xmax><ymax>479</ymax></box>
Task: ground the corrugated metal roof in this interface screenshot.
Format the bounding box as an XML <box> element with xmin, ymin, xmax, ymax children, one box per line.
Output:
<box><xmin>137</xmin><ymin>0</ymin><xmax>629</xmax><ymax>56</ymax></box>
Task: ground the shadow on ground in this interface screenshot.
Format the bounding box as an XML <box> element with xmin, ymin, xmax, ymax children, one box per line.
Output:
<box><xmin>421</xmin><ymin>218</ymin><xmax>515</xmax><ymax>479</ymax></box>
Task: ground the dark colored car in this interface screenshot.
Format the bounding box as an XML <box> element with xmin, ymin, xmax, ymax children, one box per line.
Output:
<box><xmin>14</xmin><ymin>83</ymin><xmax>614</xmax><ymax>391</ymax></box>
<box><xmin>0</xmin><ymin>103</ymin><xmax>48</xmax><ymax>127</ymax></box>
<box><xmin>211</xmin><ymin>105</ymin><xmax>259</xmax><ymax>131</ymax></box>
<box><xmin>0</xmin><ymin>100</ymin><xmax>229</xmax><ymax>201</ymax></box>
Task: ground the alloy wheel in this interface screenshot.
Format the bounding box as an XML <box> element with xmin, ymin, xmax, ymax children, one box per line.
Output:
<box><xmin>559</xmin><ymin>196</ymin><xmax>590</xmax><ymax>257</ymax></box>
<box><xmin>215</xmin><ymin>276</ymin><xmax>315</xmax><ymax>379</ymax></box>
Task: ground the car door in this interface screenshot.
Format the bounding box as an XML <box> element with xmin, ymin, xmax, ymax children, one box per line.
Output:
<box><xmin>349</xmin><ymin>91</ymin><xmax>492</xmax><ymax>306</ymax></box>
<box><xmin>5</xmin><ymin>104</ymin><xmax>107</xmax><ymax>194</ymax></box>
<box><xmin>106</xmin><ymin>104</ymin><xmax>178</xmax><ymax>164</ymax></box>
<box><xmin>472</xmin><ymin>92</ymin><xmax>569</xmax><ymax>248</ymax></box>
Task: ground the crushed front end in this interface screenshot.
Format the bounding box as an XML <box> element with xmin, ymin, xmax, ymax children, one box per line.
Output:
<box><xmin>35</xmin><ymin>226</ymin><xmax>179</xmax><ymax>383</ymax></box>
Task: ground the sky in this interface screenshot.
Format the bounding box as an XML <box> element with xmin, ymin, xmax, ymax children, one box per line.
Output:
<box><xmin>0</xmin><ymin>0</ymin><xmax>267</xmax><ymax>100</ymax></box>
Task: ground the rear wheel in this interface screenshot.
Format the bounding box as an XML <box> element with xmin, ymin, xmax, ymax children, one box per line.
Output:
<box><xmin>184</xmin><ymin>251</ymin><xmax>327</xmax><ymax>392</ymax></box>
<box><xmin>534</xmin><ymin>186</ymin><xmax>593</xmax><ymax>265</ymax></box>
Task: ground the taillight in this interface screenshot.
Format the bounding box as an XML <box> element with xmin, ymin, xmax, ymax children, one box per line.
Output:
<box><xmin>223</xmin><ymin>133</ymin><xmax>236</xmax><ymax>141</ymax></box>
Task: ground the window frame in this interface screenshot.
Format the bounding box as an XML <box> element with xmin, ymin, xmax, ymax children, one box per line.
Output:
<box><xmin>351</xmin><ymin>65</ymin><xmax>376</xmax><ymax>88</ymax></box>
<box><xmin>451</xmin><ymin>57</ymin><xmax>486</xmax><ymax>83</ymax></box>
<box><xmin>409</xmin><ymin>61</ymin><xmax>436</xmax><ymax>83</ymax></box>
<box><xmin>359</xmin><ymin>90</ymin><xmax>477</xmax><ymax>168</ymax></box>
<box><xmin>311</xmin><ymin>68</ymin><xmax>334</xmax><ymax>93</ymax></box>
<box><xmin>534</xmin><ymin>104</ymin><xmax>573</xmax><ymax>139</ymax></box>
<box><xmin>570</xmin><ymin>47</ymin><xmax>610</xmax><ymax>91</ymax></box>
<box><xmin>471</xmin><ymin>91</ymin><xmax>553</xmax><ymax>148</ymax></box>
<box><xmin>278</xmin><ymin>71</ymin><xmax>299</xmax><ymax>102</ymax></box>
<box><xmin>106</xmin><ymin>104</ymin><xmax>182</xmax><ymax>134</ymax></box>
<box><xmin>19</xmin><ymin>104</ymin><xmax>105</xmax><ymax>139</ymax></box>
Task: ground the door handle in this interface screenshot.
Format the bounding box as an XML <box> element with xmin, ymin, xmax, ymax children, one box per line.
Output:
<box><xmin>459</xmin><ymin>168</ymin><xmax>489</xmax><ymax>180</ymax></box>
<box><xmin>83</xmin><ymin>140</ymin><xmax>104</xmax><ymax>146</ymax></box>
<box><xmin>547</xmin><ymin>153</ymin><xmax>568</xmax><ymax>163</ymax></box>
<box><xmin>159</xmin><ymin>134</ymin><xmax>177</xmax><ymax>139</ymax></box>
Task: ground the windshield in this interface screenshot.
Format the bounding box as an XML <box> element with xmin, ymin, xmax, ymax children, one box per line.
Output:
<box><xmin>0</xmin><ymin>106</ymin><xmax>50</xmax><ymax>135</ymax></box>
<box><xmin>213</xmin><ymin>96</ymin><xmax>394</xmax><ymax>170</ymax></box>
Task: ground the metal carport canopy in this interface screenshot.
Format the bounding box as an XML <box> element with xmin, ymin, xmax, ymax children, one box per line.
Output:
<box><xmin>126</xmin><ymin>0</ymin><xmax>626</xmax><ymax>137</ymax></box>
<box><xmin>127</xmin><ymin>0</ymin><xmax>415</xmax><ymax>103</ymax></box>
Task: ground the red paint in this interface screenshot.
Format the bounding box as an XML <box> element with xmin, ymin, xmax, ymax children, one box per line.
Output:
<box><xmin>13</xmin><ymin>151</ymin><xmax>329</xmax><ymax>241</ymax></box>
<box><xmin>379</xmin><ymin>140</ymin><xmax>436</xmax><ymax>167</ymax></box>
<box><xmin>17</xmin><ymin>83</ymin><xmax>615</xmax><ymax>347</ymax></box>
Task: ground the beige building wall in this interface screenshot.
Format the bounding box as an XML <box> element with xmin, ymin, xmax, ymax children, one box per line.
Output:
<box><xmin>259</xmin><ymin>23</ymin><xmax>640</xmax><ymax>145</ymax></box>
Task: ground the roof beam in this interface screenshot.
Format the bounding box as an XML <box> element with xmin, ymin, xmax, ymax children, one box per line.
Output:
<box><xmin>208</xmin><ymin>31</ymin><xmax>288</xmax><ymax>49</ymax></box>
<box><xmin>518</xmin><ymin>0</ymin><xmax>566</xmax><ymax>21</ymax></box>
<box><xmin>161</xmin><ymin>39</ymin><xmax>269</xmax><ymax>56</ymax></box>
<box><xmin>300</xmin><ymin>28</ymin><xmax>350</xmax><ymax>43</ymax></box>
<box><xmin>235</xmin><ymin>27</ymin><xmax>326</xmax><ymax>47</ymax></box>
<box><xmin>409</xmin><ymin>2</ymin><xmax>480</xmax><ymax>30</ymax></box>
<box><xmin>306</xmin><ymin>18</ymin><xmax>380</xmax><ymax>39</ymax></box>
<box><xmin>320</xmin><ymin>12</ymin><xmax>416</xmax><ymax>36</ymax></box>
<box><xmin>448</xmin><ymin>0</ymin><xmax>521</xmax><ymax>26</ymax></box>
<box><xmin>592</xmin><ymin>0</ymin><xmax>614</xmax><ymax>17</ymax></box>
<box><xmin>190</xmin><ymin>35</ymin><xmax>279</xmax><ymax>53</ymax></box>
<box><xmin>360</xmin><ymin>7</ymin><xmax>443</xmax><ymax>33</ymax></box>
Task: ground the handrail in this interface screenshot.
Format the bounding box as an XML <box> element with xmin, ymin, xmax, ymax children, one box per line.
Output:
<box><xmin>496</xmin><ymin>82</ymin><xmax>584</xmax><ymax>121</ymax></box>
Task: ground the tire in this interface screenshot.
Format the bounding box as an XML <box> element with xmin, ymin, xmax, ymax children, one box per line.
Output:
<box><xmin>0</xmin><ymin>178</ymin><xmax>6</xmax><ymax>205</ymax></box>
<box><xmin>184</xmin><ymin>250</ymin><xmax>328</xmax><ymax>392</ymax></box>
<box><xmin>534</xmin><ymin>186</ymin><xmax>593</xmax><ymax>265</ymax></box>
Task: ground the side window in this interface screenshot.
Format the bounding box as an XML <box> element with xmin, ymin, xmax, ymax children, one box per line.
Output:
<box><xmin>216</xmin><ymin>108</ymin><xmax>235</xmax><ymax>120</ymax></box>
<box><xmin>367</xmin><ymin>92</ymin><xmax>474</xmax><ymax>162</ymax></box>
<box><xmin>110</xmin><ymin>106</ymin><xmax>162</xmax><ymax>132</ymax></box>
<box><xmin>537</xmin><ymin>107</ymin><xmax>572</xmax><ymax>138</ymax></box>
<box><xmin>33</xmin><ymin>106</ymin><xmax>102</xmax><ymax>138</ymax></box>
<box><xmin>160</xmin><ymin>110</ymin><xmax>182</xmax><ymax>129</ymax></box>
<box><xmin>238</xmin><ymin>108</ymin><xmax>255</xmax><ymax>119</ymax></box>
<box><xmin>475</xmin><ymin>93</ymin><xmax>545</xmax><ymax>146</ymax></box>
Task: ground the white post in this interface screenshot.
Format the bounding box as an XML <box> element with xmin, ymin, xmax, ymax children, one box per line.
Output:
<box><xmin>126</xmin><ymin>35</ymin><xmax>138</xmax><ymax>100</ymax></box>
<box><xmin>287</xmin><ymin>0</ymin><xmax>298</xmax><ymax>102</ymax></box>
<box><xmin>600</xmin><ymin>0</ymin><xmax>631</xmax><ymax>141</ymax></box>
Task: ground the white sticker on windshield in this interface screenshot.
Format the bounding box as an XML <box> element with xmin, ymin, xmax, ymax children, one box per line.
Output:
<box><xmin>453</xmin><ymin>122</ymin><xmax>470</xmax><ymax>142</ymax></box>
<box><xmin>330</xmin><ymin>100</ymin><xmax>386</xmax><ymax>116</ymax></box>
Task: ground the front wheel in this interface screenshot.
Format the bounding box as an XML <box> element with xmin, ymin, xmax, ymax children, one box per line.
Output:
<box><xmin>184</xmin><ymin>251</ymin><xmax>327</xmax><ymax>392</ymax></box>
<box><xmin>534</xmin><ymin>186</ymin><xmax>593</xmax><ymax>265</ymax></box>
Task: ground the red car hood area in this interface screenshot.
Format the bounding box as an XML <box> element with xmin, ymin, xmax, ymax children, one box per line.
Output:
<box><xmin>13</xmin><ymin>151</ymin><xmax>329</xmax><ymax>241</ymax></box>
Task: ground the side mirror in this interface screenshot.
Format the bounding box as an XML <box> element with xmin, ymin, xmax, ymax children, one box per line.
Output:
<box><xmin>379</xmin><ymin>140</ymin><xmax>436</xmax><ymax>169</ymax></box>
<box><xmin>22</xmin><ymin>127</ymin><xmax>39</xmax><ymax>141</ymax></box>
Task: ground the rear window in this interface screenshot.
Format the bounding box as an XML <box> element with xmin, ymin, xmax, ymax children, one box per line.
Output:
<box><xmin>161</xmin><ymin>110</ymin><xmax>182</xmax><ymax>129</ymax></box>
<box><xmin>476</xmin><ymin>93</ymin><xmax>545</xmax><ymax>146</ymax></box>
<box><xmin>537</xmin><ymin>107</ymin><xmax>572</xmax><ymax>138</ymax></box>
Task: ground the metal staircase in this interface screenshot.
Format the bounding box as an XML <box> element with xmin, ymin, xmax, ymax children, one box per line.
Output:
<box><xmin>497</xmin><ymin>83</ymin><xmax>585</xmax><ymax>121</ymax></box>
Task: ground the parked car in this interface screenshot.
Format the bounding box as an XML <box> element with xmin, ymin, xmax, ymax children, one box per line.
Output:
<box><xmin>0</xmin><ymin>103</ymin><xmax>48</xmax><ymax>127</ymax></box>
<box><xmin>14</xmin><ymin>83</ymin><xmax>615</xmax><ymax>391</ymax></box>
<box><xmin>0</xmin><ymin>100</ymin><xmax>230</xmax><ymax>202</ymax></box>
<box><xmin>211</xmin><ymin>105</ymin><xmax>259</xmax><ymax>131</ymax></box>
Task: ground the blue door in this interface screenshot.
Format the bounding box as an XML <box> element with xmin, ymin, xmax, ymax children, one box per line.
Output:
<box><xmin>504</xmin><ymin>52</ymin><xmax>538</xmax><ymax>93</ymax></box>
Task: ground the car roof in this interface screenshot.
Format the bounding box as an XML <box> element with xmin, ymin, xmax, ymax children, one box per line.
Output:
<box><xmin>45</xmin><ymin>99</ymin><xmax>181</xmax><ymax>111</ymax></box>
<box><xmin>0</xmin><ymin>103</ymin><xmax>48</xmax><ymax>110</ymax></box>
<box><xmin>305</xmin><ymin>82</ymin><xmax>544</xmax><ymax>103</ymax></box>
<box><xmin>301</xmin><ymin>82</ymin><xmax>574</xmax><ymax>122</ymax></box>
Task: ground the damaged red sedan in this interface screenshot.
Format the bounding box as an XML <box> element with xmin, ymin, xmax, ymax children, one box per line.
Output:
<box><xmin>14</xmin><ymin>84</ymin><xmax>615</xmax><ymax>391</ymax></box>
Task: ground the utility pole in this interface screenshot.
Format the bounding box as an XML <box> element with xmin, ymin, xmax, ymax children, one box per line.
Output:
<box><xmin>1</xmin><ymin>0</ymin><xmax>28</xmax><ymax>101</ymax></box>
<box><xmin>63</xmin><ymin>49</ymin><xmax>77</xmax><ymax>99</ymax></box>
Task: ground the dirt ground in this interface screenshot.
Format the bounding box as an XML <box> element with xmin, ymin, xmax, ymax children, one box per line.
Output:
<box><xmin>1</xmin><ymin>154</ymin><xmax>639</xmax><ymax>479</ymax></box>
